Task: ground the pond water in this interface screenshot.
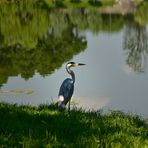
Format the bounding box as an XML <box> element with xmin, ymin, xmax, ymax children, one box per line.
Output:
<box><xmin>0</xmin><ymin>1</ymin><xmax>148</xmax><ymax>117</ymax></box>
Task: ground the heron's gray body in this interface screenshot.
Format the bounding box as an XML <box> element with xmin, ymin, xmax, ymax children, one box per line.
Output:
<box><xmin>58</xmin><ymin>78</ymin><xmax>74</xmax><ymax>110</ymax></box>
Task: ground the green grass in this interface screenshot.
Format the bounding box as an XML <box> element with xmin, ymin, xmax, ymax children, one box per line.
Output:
<box><xmin>43</xmin><ymin>0</ymin><xmax>115</xmax><ymax>9</ymax></box>
<box><xmin>0</xmin><ymin>102</ymin><xmax>148</xmax><ymax>147</ymax></box>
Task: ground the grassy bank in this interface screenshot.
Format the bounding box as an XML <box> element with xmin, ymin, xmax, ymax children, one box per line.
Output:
<box><xmin>0</xmin><ymin>103</ymin><xmax>148</xmax><ymax>147</ymax></box>
<box><xmin>43</xmin><ymin>0</ymin><xmax>115</xmax><ymax>9</ymax></box>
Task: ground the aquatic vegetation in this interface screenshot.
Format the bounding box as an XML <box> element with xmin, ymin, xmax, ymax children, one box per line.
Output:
<box><xmin>0</xmin><ymin>89</ymin><xmax>34</xmax><ymax>94</ymax></box>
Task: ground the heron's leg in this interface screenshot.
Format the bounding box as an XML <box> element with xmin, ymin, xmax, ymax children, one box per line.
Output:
<box><xmin>68</xmin><ymin>100</ymin><xmax>70</xmax><ymax>112</ymax></box>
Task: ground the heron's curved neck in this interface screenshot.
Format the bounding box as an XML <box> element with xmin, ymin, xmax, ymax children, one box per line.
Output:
<box><xmin>66</xmin><ymin>66</ymin><xmax>75</xmax><ymax>83</ymax></box>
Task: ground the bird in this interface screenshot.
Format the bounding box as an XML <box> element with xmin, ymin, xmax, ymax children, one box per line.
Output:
<box><xmin>58</xmin><ymin>62</ymin><xmax>85</xmax><ymax>111</ymax></box>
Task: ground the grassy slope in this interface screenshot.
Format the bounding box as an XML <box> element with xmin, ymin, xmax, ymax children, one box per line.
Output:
<box><xmin>0</xmin><ymin>103</ymin><xmax>148</xmax><ymax>147</ymax></box>
<box><xmin>43</xmin><ymin>0</ymin><xmax>115</xmax><ymax>9</ymax></box>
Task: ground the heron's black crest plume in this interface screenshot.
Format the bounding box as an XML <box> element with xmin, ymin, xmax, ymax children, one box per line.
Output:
<box><xmin>68</xmin><ymin>62</ymin><xmax>75</xmax><ymax>65</ymax></box>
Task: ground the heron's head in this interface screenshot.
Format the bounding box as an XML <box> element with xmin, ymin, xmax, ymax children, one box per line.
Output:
<box><xmin>66</xmin><ymin>62</ymin><xmax>85</xmax><ymax>69</ymax></box>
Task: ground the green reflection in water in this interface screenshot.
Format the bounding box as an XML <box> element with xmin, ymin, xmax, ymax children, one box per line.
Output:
<box><xmin>135</xmin><ymin>1</ymin><xmax>148</xmax><ymax>26</ymax></box>
<box><xmin>123</xmin><ymin>2</ymin><xmax>148</xmax><ymax>73</ymax></box>
<box><xmin>0</xmin><ymin>1</ymin><xmax>87</xmax><ymax>86</ymax></box>
<box><xmin>123</xmin><ymin>16</ymin><xmax>148</xmax><ymax>73</ymax></box>
<box><xmin>0</xmin><ymin>1</ymin><xmax>148</xmax><ymax>87</ymax></box>
<box><xmin>0</xmin><ymin>0</ymin><xmax>49</xmax><ymax>49</ymax></box>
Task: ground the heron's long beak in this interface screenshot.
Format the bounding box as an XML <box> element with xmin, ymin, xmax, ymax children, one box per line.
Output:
<box><xmin>77</xmin><ymin>63</ymin><xmax>86</xmax><ymax>66</ymax></box>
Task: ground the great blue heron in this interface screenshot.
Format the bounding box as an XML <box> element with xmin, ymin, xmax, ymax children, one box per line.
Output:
<box><xmin>58</xmin><ymin>62</ymin><xmax>85</xmax><ymax>111</ymax></box>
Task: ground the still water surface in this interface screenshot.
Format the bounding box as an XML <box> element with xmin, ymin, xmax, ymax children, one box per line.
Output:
<box><xmin>1</xmin><ymin>30</ymin><xmax>148</xmax><ymax>117</ymax></box>
<box><xmin>0</xmin><ymin>3</ymin><xmax>148</xmax><ymax>117</ymax></box>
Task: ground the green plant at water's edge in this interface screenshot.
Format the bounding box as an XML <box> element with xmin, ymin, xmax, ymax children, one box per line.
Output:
<box><xmin>0</xmin><ymin>102</ymin><xmax>148</xmax><ymax>147</ymax></box>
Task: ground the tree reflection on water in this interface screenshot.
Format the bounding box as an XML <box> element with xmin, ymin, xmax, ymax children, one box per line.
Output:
<box><xmin>0</xmin><ymin>0</ymin><xmax>148</xmax><ymax>87</ymax></box>
<box><xmin>123</xmin><ymin>15</ymin><xmax>148</xmax><ymax>73</ymax></box>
